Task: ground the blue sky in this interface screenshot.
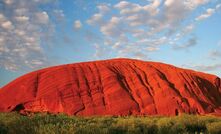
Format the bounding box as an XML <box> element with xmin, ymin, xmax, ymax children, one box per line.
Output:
<box><xmin>0</xmin><ymin>0</ymin><xmax>221</xmax><ymax>87</ymax></box>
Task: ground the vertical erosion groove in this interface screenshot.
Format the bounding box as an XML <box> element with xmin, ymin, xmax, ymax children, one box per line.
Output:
<box><xmin>72</xmin><ymin>66</ymin><xmax>85</xmax><ymax>115</ymax></box>
<box><xmin>107</xmin><ymin>65</ymin><xmax>141</xmax><ymax>113</ymax></box>
<box><xmin>133</xmin><ymin>64</ymin><xmax>158</xmax><ymax>114</ymax></box>
<box><xmin>34</xmin><ymin>73</ymin><xmax>39</xmax><ymax>98</ymax></box>
<box><xmin>94</xmin><ymin>63</ymin><xmax>107</xmax><ymax>108</ymax></box>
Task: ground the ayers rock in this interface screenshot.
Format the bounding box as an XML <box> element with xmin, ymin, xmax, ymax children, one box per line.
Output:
<box><xmin>0</xmin><ymin>58</ymin><xmax>221</xmax><ymax>116</ymax></box>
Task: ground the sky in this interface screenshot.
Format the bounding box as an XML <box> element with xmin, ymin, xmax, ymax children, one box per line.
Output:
<box><xmin>0</xmin><ymin>0</ymin><xmax>221</xmax><ymax>87</ymax></box>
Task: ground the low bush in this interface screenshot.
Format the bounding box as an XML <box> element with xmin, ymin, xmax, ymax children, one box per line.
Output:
<box><xmin>206</xmin><ymin>122</ymin><xmax>221</xmax><ymax>134</ymax></box>
<box><xmin>0</xmin><ymin>112</ymin><xmax>221</xmax><ymax>134</ymax></box>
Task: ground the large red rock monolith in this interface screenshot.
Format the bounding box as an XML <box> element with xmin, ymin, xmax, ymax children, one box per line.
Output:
<box><xmin>0</xmin><ymin>58</ymin><xmax>221</xmax><ymax>116</ymax></box>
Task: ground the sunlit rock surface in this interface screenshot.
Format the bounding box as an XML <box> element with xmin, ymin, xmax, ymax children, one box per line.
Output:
<box><xmin>0</xmin><ymin>58</ymin><xmax>221</xmax><ymax>116</ymax></box>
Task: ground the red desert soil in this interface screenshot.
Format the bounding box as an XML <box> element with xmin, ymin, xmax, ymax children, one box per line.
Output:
<box><xmin>0</xmin><ymin>58</ymin><xmax>221</xmax><ymax>116</ymax></box>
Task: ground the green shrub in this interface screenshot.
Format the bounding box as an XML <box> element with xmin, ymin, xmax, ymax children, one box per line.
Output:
<box><xmin>0</xmin><ymin>122</ymin><xmax>8</xmax><ymax>134</ymax></box>
<box><xmin>0</xmin><ymin>112</ymin><xmax>221</xmax><ymax>134</ymax></box>
<box><xmin>156</xmin><ymin>118</ymin><xmax>186</xmax><ymax>134</ymax></box>
<box><xmin>206</xmin><ymin>122</ymin><xmax>221</xmax><ymax>134</ymax></box>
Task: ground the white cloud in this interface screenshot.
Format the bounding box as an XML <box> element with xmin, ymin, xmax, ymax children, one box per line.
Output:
<box><xmin>195</xmin><ymin>3</ymin><xmax>221</xmax><ymax>21</ymax></box>
<box><xmin>74</xmin><ymin>20</ymin><xmax>82</xmax><ymax>29</ymax></box>
<box><xmin>190</xmin><ymin>64</ymin><xmax>221</xmax><ymax>72</ymax></box>
<box><xmin>216</xmin><ymin>4</ymin><xmax>221</xmax><ymax>9</ymax></box>
<box><xmin>183</xmin><ymin>24</ymin><xmax>194</xmax><ymax>33</ymax></box>
<box><xmin>115</xmin><ymin>0</ymin><xmax>160</xmax><ymax>16</ymax></box>
<box><xmin>184</xmin><ymin>0</ymin><xmax>210</xmax><ymax>9</ymax></box>
<box><xmin>146</xmin><ymin>46</ymin><xmax>159</xmax><ymax>52</ymax></box>
<box><xmin>114</xmin><ymin>1</ymin><xmax>129</xmax><ymax>9</ymax></box>
<box><xmin>35</xmin><ymin>11</ymin><xmax>49</xmax><ymax>24</ymax></box>
<box><xmin>133</xmin><ymin>52</ymin><xmax>148</xmax><ymax>59</ymax></box>
<box><xmin>164</xmin><ymin>0</ymin><xmax>174</xmax><ymax>7</ymax></box>
<box><xmin>14</xmin><ymin>16</ymin><xmax>29</xmax><ymax>22</ymax></box>
<box><xmin>1</xmin><ymin>21</ymin><xmax>14</xmax><ymax>30</ymax></box>
<box><xmin>93</xmin><ymin>43</ymin><xmax>107</xmax><ymax>58</ymax></box>
<box><xmin>100</xmin><ymin>16</ymin><xmax>122</xmax><ymax>37</ymax></box>
<box><xmin>97</xmin><ymin>4</ymin><xmax>110</xmax><ymax>13</ymax></box>
<box><xmin>14</xmin><ymin>8</ymin><xmax>29</xmax><ymax>15</ymax></box>
<box><xmin>0</xmin><ymin>14</ymin><xmax>6</xmax><ymax>22</ymax></box>
<box><xmin>87</xmin><ymin>13</ymin><xmax>103</xmax><ymax>25</ymax></box>
<box><xmin>87</xmin><ymin>3</ymin><xmax>110</xmax><ymax>26</ymax></box>
<box><xmin>173</xmin><ymin>37</ymin><xmax>197</xmax><ymax>49</ymax></box>
<box><xmin>196</xmin><ymin>8</ymin><xmax>215</xmax><ymax>21</ymax></box>
<box><xmin>3</xmin><ymin>0</ymin><xmax>14</xmax><ymax>5</ymax></box>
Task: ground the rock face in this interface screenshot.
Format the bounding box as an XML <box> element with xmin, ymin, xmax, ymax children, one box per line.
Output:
<box><xmin>0</xmin><ymin>58</ymin><xmax>221</xmax><ymax>116</ymax></box>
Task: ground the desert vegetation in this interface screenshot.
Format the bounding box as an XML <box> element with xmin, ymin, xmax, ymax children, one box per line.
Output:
<box><xmin>0</xmin><ymin>112</ymin><xmax>221</xmax><ymax>134</ymax></box>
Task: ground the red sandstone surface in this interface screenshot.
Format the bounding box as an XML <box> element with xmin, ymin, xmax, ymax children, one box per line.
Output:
<box><xmin>0</xmin><ymin>58</ymin><xmax>221</xmax><ymax>116</ymax></box>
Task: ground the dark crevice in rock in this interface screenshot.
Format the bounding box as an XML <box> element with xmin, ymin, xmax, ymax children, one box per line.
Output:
<box><xmin>12</xmin><ymin>104</ymin><xmax>24</xmax><ymax>112</ymax></box>
<box><xmin>74</xmin><ymin>105</ymin><xmax>85</xmax><ymax>115</ymax></box>
<box><xmin>175</xmin><ymin>109</ymin><xmax>179</xmax><ymax>116</ymax></box>
<box><xmin>34</xmin><ymin>73</ymin><xmax>39</xmax><ymax>97</ymax></box>
<box><xmin>215</xmin><ymin>77</ymin><xmax>220</xmax><ymax>89</ymax></box>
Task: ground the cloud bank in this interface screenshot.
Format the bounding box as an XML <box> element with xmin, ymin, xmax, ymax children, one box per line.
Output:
<box><xmin>87</xmin><ymin>0</ymin><xmax>216</xmax><ymax>59</ymax></box>
<box><xmin>0</xmin><ymin>0</ymin><xmax>56</xmax><ymax>71</ymax></box>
